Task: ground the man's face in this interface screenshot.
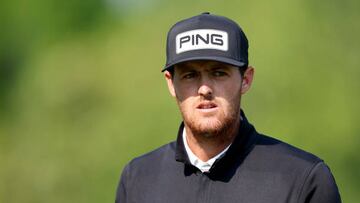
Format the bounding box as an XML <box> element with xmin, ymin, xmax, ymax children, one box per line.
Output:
<box><xmin>165</xmin><ymin>60</ymin><xmax>254</xmax><ymax>138</ymax></box>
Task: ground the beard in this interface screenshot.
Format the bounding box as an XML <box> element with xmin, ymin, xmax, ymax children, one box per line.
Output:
<box><xmin>178</xmin><ymin>97</ymin><xmax>241</xmax><ymax>140</ymax></box>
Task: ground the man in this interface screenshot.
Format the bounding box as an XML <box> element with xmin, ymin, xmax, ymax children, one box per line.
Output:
<box><xmin>116</xmin><ymin>12</ymin><xmax>341</xmax><ymax>203</ymax></box>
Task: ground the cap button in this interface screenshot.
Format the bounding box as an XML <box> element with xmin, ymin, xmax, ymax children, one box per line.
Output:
<box><xmin>202</xmin><ymin>12</ymin><xmax>210</xmax><ymax>15</ymax></box>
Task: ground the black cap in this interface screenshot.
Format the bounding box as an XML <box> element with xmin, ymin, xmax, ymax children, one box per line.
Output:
<box><xmin>162</xmin><ymin>12</ymin><xmax>249</xmax><ymax>72</ymax></box>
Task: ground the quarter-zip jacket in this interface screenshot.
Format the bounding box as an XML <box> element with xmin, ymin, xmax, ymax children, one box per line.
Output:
<box><xmin>116</xmin><ymin>111</ymin><xmax>341</xmax><ymax>203</ymax></box>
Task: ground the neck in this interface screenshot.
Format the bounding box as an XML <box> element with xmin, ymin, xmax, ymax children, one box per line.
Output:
<box><xmin>184</xmin><ymin>117</ymin><xmax>240</xmax><ymax>162</ymax></box>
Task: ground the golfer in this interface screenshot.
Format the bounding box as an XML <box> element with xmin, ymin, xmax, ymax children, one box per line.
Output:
<box><xmin>115</xmin><ymin>12</ymin><xmax>341</xmax><ymax>203</ymax></box>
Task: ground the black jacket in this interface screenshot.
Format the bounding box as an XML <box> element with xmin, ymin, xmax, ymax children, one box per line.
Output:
<box><xmin>116</xmin><ymin>111</ymin><xmax>341</xmax><ymax>203</ymax></box>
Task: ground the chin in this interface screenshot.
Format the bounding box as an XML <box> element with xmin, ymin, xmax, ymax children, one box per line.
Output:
<box><xmin>198</xmin><ymin>117</ymin><xmax>222</xmax><ymax>129</ymax></box>
<box><xmin>187</xmin><ymin>117</ymin><xmax>225</xmax><ymax>137</ymax></box>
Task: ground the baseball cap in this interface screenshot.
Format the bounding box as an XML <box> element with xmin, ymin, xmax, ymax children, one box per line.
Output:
<box><xmin>162</xmin><ymin>12</ymin><xmax>249</xmax><ymax>72</ymax></box>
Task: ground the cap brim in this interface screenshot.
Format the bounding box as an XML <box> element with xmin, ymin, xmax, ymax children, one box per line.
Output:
<box><xmin>161</xmin><ymin>56</ymin><xmax>246</xmax><ymax>72</ymax></box>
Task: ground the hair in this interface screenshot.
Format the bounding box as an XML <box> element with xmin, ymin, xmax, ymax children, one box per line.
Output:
<box><xmin>238</xmin><ymin>65</ymin><xmax>248</xmax><ymax>77</ymax></box>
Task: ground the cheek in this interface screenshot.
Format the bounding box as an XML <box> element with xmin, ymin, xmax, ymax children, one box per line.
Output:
<box><xmin>174</xmin><ymin>84</ymin><xmax>198</xmax><ymax>102</ymax></box>
<box><xmin>216</xmin><ymin>84</ymin><xmax>242</xmax><ymax>109</ymax></box>
<box><xmin>178</xmin><ymin>96</ymin><xmax>195</xmax><ymax>112</ymax></box>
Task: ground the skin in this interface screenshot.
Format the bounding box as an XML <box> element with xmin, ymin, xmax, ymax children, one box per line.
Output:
<box><xmin>165</xmin><ymin>60</ymin><xmax>254</xmax><ymax>161</ymax></box>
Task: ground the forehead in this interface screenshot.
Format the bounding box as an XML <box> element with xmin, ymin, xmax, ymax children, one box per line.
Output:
<box><xmin>174</xmin><ymin>60</ymin><xmax>236</xmax><ymax>72</ymax></box>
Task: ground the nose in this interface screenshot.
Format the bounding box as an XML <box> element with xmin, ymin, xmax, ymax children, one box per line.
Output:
<box><xmin>198</xmin><ymin>79</ymin><xmax>213</xmax><ymax>99</ymax></box>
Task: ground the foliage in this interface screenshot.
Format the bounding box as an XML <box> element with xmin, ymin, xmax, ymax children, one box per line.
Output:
<box><xmin>1</xmin><ymin>0</ymin><xmax>359</xmax><ymax>202</ymax></box>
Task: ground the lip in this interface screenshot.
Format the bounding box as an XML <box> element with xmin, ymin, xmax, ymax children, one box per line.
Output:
<box><xmin>196</xmin><ymin>102</ymin><xmax>218</xmax><ymax>112</ymax></box>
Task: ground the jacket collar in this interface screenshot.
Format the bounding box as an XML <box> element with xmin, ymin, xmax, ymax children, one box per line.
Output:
<box><xmin>175</xmin><ymin>110</ymin><xmax>259</xmax><ymax>178</ymax></box>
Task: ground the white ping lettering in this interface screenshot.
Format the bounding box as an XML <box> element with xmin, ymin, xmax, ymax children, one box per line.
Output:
<box><xmin>176</xmin><ymin>29</ymin><xmax>228</xmax><ymax>54</ymax></box>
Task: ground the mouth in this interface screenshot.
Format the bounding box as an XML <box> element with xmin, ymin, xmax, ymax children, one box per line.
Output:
<box><xmin>196</xmin><ymin>102</ymin><xmax>218</xmax><ymax>112</ymax></box>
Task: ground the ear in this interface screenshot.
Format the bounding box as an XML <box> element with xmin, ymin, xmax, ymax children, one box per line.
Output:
<box><xmin>241</xmin><ymin>66</ymin><xmax>255</xmax><ymax>95</ymax></box>
<box><xmin>164</xmin><ymin>71</ymin><xmax>176</xmax><ymax>97</ymax></box>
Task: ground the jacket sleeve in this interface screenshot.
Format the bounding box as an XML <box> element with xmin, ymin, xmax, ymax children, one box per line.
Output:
<box><xmin>115</xmin><ymin>164</ymin><xmax>131</xmax><ymax>203</ymax></box>
<box><xmin>298</xmin><ymin>161</ymin><xmax>341</xmax><ymax>203</ymax></box>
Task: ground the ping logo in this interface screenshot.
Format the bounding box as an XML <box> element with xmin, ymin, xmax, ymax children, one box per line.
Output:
<box><xmin>176</xmin><ymin>29</ymin><xmax>228</xmax><ymax>54</ymax></box>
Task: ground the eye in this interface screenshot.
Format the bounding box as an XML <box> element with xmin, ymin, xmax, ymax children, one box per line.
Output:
<box><xmin>212</xmin><ymin>70</ymin><xmax>228</xmax><ymax>77</ymax></box>
<box><xmin>182</xmin><ymin>71</ymin><xmax>198</xmax><ymax>79</ymax></box>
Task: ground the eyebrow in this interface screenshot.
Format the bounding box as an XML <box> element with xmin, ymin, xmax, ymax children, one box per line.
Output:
<box><xmin>206</xmin><ymin>63</ymin><xmax>232</xmax><ymax>72</ymax></box>
<box><xmin>209</xmin><ymin>66</ymin><xmax>230</xmax><ymax>70</ymax></box>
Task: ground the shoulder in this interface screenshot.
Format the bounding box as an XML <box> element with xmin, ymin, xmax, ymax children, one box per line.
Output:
<box><xmin>254</xmin><ymin>133</ymin><xmax>323</xmax><ymax>166</ymax></box>
<box><xmin>245</xmin><ymin>133</ymin><xmax>326</xmax><ymax>180</ymax></box>
<box><xmin>122</xmin><ymin>141</ymin><xmax>177</xmax><ymax>174</ymax></box>
<box><xmin>250</xmin><ymin>134</ymin><xmax>341</xmax><ymax>202</ymax></box>
<box><xmin>118</xmin><ymin>141</ymin><xmax>177</xmax><ymax>190</ymax></box>
<box><xmin>297</xmin><ymin>161</ymin><xmax>341</xmax><ymax>202</ymax></box>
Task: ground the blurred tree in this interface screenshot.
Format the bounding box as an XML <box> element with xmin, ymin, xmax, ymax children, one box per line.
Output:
<box><xmin>0</xmin><ymin>0</ymin><xmax>108</xmax><ymax>113</ymax></box>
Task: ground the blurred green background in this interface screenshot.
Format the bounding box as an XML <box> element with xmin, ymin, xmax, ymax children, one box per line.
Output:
<box><xmin>0</xmin><ymin>0</ymin><xmax>359</xmax><ymax>202</ymax></box>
